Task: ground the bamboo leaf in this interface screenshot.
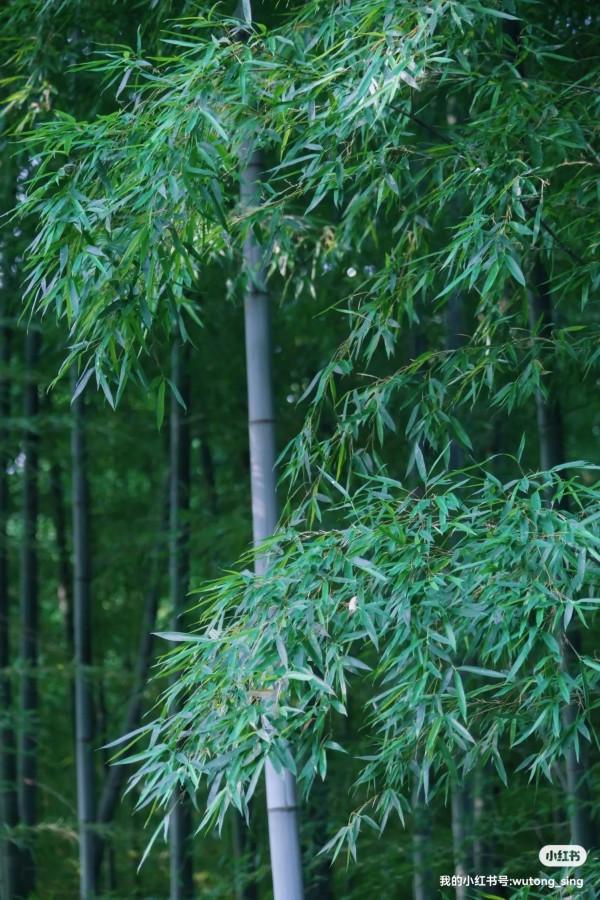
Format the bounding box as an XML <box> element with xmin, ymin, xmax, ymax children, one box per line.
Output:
<box><xmin>505</xmin><ymin>255</ymin><xmax>526</xmax><ymax>286</ymax></box>
<box><xmin>116</xmin><ymin>66</ymin><xmax>133</xmax><ymax>99</ymax></box>
<box><xmin>157</xmin><ymin>380</ymin><xmax>166</xmax><ymax>431</ymax></box>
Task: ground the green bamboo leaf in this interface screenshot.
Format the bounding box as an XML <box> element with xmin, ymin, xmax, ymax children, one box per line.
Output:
<box><xmin>384</xmin><ymin>173</ymin><xmax>399</xmax><ymax>195</ymax></box>
<box><xmin>71</xmin><ymin>368</ymin><xmax>94</xmax><ymax>403</ymax></box>
<box><xmin>305</xmin><ymin>188</ymin><xmax>328</xmax><ymax>214</ymax></box>
<box><xmin>481</xmin><ymin>260</ymin><xmax>501</xmax><ymax>296</ymax></box>
<box><xmin>116</xmin><ymin>66</ymin><xmax>133</xmax><ymax>99</ymax></box>
<box><xmin>157</xmin><ymin>380</ymin><xmax>166</xmax><ymax>431</ymax></box>
<box><xmin>153</xmin><ymin>632</ymin><xmax>205</xmax><ymax>643</ymax></box>
<box><xmin>414</xmin><ymin>444</ymin><xmax>427</xmax><ymax>482</ymax></box>
<box><xmin>450</xmin><ymin>417</ymin><xmax>472</xmax><ymax>450</ymax></box>
<box><xmin>351</xmin><ymin>556</ymin><xmax>388</xmax><ymax>582</ymax></box>
<box><xmin>506</xmin><ymin>638</ymin><xmax>532</xmax><ymax>681</ymax></box>
<box><xmin>505</xmin><ymin>255</ymin><xmax>526</xmax><ymax>286</ymax></box>
<box><xmin>453</xmin><ymin>670</ymin><xmax>467</xmax><ymax>721</ymax></box>
<box><xmin>582</xmin><ymin>657</ymin><xmax>600</xmax><ymax>673</ymax></box>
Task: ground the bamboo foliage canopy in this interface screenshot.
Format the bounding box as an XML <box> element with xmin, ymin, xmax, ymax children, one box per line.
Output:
<box><xmin>7</xmin><ymin>0</ymin><xmax>600</xmax><ymax>863</ymax></box>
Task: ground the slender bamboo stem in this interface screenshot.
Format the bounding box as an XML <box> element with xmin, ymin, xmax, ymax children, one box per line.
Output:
<box><xmin>169</xmin><ymin>340</ymin><xmax>195</xmax><ymax>899</ymax></box>
<box><xmin>18</xmin><ymin>328</ymin><xmax>40</xmax><ymax>897</ymax></box>
<box><xmin>71</xmin><ymin>372</ymin><xmax>97</xmax><ymax>898</ymax></box>
<box><xmin>0</xmin><ymin>318</ymin><xmax>19</xmax><ymax>898</ymax></box>
<box><xmin>49</xmin><ymin>462</ymin><xmax>74</xmax><ymax>657</ymax></box>
<box><xmin>241</xmin><ymin>144</ymin><xmax>304</xmax><ymax>900</ymax></box>
<box><xmin>412</xmin><ymin>762</ymin><xmax>434</xmax><ymax>900</ymax></box>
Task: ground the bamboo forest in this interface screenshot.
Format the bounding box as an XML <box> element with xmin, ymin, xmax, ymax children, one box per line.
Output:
<box><xmin>1</xmin><ymin>1</ymin><xmax>599</xmax><ymax>898</ymax></box>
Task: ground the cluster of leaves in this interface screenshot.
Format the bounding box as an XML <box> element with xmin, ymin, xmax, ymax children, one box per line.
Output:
<box><xmin>117</xmin><ymin>465</ymin><xmax>600</xmax><ymax>858</ymax></box>
<box><xmin>13</xmin><ymin>0</ymin><xmax>599</xmax><ymax>455</ymax></box>
<box><xmin>281</xmin><ymin>322</ymin><xmax>600</xmax><ymax>501</ymax></box>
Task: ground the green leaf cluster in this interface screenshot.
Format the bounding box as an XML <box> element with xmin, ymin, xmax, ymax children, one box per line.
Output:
<box><xmin>116</xmin><ymin>466</ymin><xmax>600</xmax><ymax>858</ymax></box>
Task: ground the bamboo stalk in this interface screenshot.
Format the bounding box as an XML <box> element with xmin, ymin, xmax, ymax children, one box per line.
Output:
<box><xmin>0</xmin><ymin>316</ymin><xmax>19</xmax><ymax>898</ymax></box>
<box><xmin>241</xmin><ymin>143</ymin><xmax>304</xmax><ymax>900</ymax></box>
<box><xmin>18</xmin><ymin>328</ymin><xmax>40</xmax><ymax>897</ymax></box>
<box><xmin>71</xmin><ymin>370</ymin><xmax>97</xmax><ymax>898</ymax></box>
<box><xmin>169</xmin><ymin>339</ymin><xmax>195</xmax><ymax>899</ymax></box>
